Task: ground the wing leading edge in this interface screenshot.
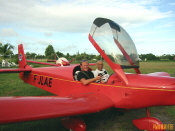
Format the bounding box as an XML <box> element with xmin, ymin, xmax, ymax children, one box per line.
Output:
<box><xmin>0</xmin><ymin>94</ymin><xmax>114</xmax><ymax>124</ymax></box>
<box><xmin>0</xmin><ymin>68</ymin><xmax>32</xmax><ymax>73</ymax></box>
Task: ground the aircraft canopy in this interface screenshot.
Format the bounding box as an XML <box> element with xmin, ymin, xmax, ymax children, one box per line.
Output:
<box><xmin>89</xmin><ymin>18</ymin><xmax>139</xmax><ymax>68</ymax></box>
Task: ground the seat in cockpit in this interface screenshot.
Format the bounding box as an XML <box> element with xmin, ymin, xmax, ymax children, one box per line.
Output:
<box><xmin>73</xmin><ymin>65</ymin><xmax>81</xmax><ymax>80</ymax></box>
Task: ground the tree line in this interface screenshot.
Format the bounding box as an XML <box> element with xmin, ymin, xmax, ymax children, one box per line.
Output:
<box><xmin>0</xmin><ymin>43</ymin><xmax>175</xmax><ymax>63</ymax></box>
<box><xmin>139</xmin><ymin>53</ymin><xmax>175</xmax><ymax>61</ymax></box>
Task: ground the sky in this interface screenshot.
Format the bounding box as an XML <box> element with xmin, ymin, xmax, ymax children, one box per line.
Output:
<box><xmin>0</xmin><ymin>0</ymin><xmax>175</xmax><ymax>56</ymax></box>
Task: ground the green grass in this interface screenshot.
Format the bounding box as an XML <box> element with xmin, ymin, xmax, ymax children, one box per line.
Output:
<box><xmin>123</xmin><ymin>61</ymin><xmax>175</xmax><ymax>75</ymax></box>
<box><xmin>0</xmin><ymin>61</ymin><xmax>175</xmax><ymax>131</ymax></box>
<box><xmin>0</xmin><ymin>73</ymin><xmax>53</xmax><ymax>96</ymax></box>
<box><xmin>166</xmin><ymin>106</ymin><xmax>175</xmax><ymax>118</ymax></box>
<box><xmin>140</xmin><ymin>61</ymin><xmax>175</xmax><ymax>74</ymax></box>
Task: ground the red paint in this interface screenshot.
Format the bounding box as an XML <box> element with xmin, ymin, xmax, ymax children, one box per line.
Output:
<box><xmin>61</xmin><ymin>59</ymin><xmax>70</xmax><ymax>66</ymax></box>
<box><xmin>0</xmin><ymin>68</ymin><xmax>31</xmax><ymax>73</ymax></box>
<box><xmin>133</xmin><ymin>117</ymin><xmax>164</xmax><ymax>131</ymax></box>
<box><xmin>61</xmin><ymin>117</ymin><xmax>86</xmax><ymax>131</ymax></box>
<box><xmin>47</xmin><ymin>60</ymin><xmax>56</xmax><ymax>62</ymax></box>
<box><xmin>0</xmin><ymin>95</ymin><xmax>113</xmax><ymax>124</ymax></box>
<box><xmin>27</xmin><ymin>60</ymin><xmax>60</xmax><ymax>66</ymax></box>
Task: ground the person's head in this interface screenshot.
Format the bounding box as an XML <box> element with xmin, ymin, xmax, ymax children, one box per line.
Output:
<box><xmin>97</xmin><ymin>60</ymin><xmax>103</xmax><ymax>71</ymax></box>
<box><xmin>80</xmin><ymin>60</ymin><xmax>89</xmax><ymax>71</ymax></box>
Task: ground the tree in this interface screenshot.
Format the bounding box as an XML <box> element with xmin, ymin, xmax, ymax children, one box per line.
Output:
<box><xmin>0</xmin><ymin>43</ymin><xmax>2</xmax><ymax>52</ymax></box>
<box><xmin>26</xmin><ymin>52</ymin><xmax>31</xmax><ymax>59</ymax></box>
<box><xmin>146</xmin><ymin>53</ymin><xmax>159</xmax><ymax>61</ymax></box>
<box><xmin>36</xmin><ymin>54</ymin><xmax>45</xmax><ymax>59</ymax></box>
<box><xmin>95</xmin><ymin>54</ymin><xmax>102</xmax><ymax>60</ymax></box>
<box><xmin>66</xmin><ymin>53</ymin><xmax>71</xmax><ymax>59</ymax></box>
<box><xmin>160</xmin><ymin>54</ymin><xmax>174</xmax><ymax>61</ymax></box>
<box><xmin>45</xmin><ymin>45</ymin><xmax>55</xmax><ymax>59</ymax></box>
<box><xmin>30</xmin><ymin>53</ymin><xmax>37</xmax><ymax>60</ymax></box>
<box><xmin>0</xmin><ymin>43</ymin><xmax>14</xmax><ymax>58</ymax></box>
<box><xmin>139</xmin><ymin>53</ymin><xmax>159</xmax><ymax>61</ymax></box>
<box><xmin>56</xmin><ymin>51</ymin><xmax>64</xmax><ymax>58</ymax></box>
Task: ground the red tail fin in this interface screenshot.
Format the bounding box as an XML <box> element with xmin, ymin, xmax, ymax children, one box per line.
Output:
<box><xmin>18</xmin><ymin>44</ymin><xmax>30</xmax><ymax>69</ymax></box>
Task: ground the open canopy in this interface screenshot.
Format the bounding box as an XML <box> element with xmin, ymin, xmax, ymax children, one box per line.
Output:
<box><xmin>89</xmin><ymin>18</ymin><xmax>140</xmax><ymax>69</ymax></box>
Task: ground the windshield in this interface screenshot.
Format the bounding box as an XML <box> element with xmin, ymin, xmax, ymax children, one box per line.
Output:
<box><xmin>89</xmin><ymin>18</ymin><xmax>139</xmax><ymax>68</ymax></box>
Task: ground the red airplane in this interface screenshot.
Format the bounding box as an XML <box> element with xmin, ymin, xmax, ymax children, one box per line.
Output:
<box><xmin>47</xmin><ymin>54</ymin><xmax>73</xmax><ymax>66</ymax></box>
<box><xmin>0</xmin><ymin>17</ymin><xmax>175</xmax><ymax>131</ymax></box>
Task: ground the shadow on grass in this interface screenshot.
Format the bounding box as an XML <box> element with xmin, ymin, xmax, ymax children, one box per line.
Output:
<box><xmin>0</xmin><ymin>108</ymin><xmax>146</xmax><ymax>131</ymax></box>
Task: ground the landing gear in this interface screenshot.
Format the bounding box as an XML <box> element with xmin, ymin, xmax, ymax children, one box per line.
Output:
<box><xmin>133</xmin><ymin>108</ymin><xmax>165</xmax><ymax>131</ymax></box>
<box><xmin>61</xmin><ymin>117</ymin><xmax>86</xmax><ymax>131</ymax></box>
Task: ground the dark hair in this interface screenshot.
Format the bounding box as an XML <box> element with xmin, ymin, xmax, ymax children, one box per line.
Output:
<box><xmin>80</xmin><ymin>60</ymin><xmax>88</xmax><ymax>65</ymax></box>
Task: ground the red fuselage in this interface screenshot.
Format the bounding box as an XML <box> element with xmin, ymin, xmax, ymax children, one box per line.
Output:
<box><xmin>20</xmin><ymin>64</ymin><xmax>175</xmax><ymax>109</ymax></box>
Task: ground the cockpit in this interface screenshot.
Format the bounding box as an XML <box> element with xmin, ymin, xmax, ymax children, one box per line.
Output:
<box><xmin>73</xmin><ymin>18</ymin><xmax>141</xmax><ymax>85</ymax></box>
<box><xmin>88</xmin><ymin>18</ymin><xmax>141</xmax><ymax>84</ymax></box>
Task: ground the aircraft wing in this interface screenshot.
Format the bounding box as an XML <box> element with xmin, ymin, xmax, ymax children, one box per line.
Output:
<box><xmin>89</xmin><ymin>63</ymin><xmax>96</xmax><ymax>66</ymax></box>
<box><xmin>27</xmin><ymin>60</ymin><xmax>59</xmax><ymax>66</ymax></box>
<box><xmin>0</xmin><ymin>68</ymin><xmax>32</xmax><ymax>73</ymax></box>
<box><xmin>0</xmin><ymin>94</ymin><xmax>113</xmax><ymax>123</ymax></box>
<box><xmin>47</xmin><ymin>60</ymin><xmax>56</xmax><ymax>62</ymax></box>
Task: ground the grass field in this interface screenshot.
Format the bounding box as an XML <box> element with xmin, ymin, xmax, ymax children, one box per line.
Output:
<box><xmin>0</xmin><ymin>61</ymin><xmax>175</xmax><ymax>131</ymax></box>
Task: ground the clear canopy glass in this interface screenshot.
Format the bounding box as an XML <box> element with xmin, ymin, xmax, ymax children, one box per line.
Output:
<box><xmin>90</xmin><ymin>19</ymin><xmax>139</xmax><ymax>68</ymax></box>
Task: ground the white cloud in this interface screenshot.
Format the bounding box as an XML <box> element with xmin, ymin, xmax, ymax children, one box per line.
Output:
<box><xmin>0</xmin><ymin>0</ymin><xmax>172</xmax><ymax>33</ymax></box>
<box><xmin>0</xmin><ymin>28</ymin><xmax>19</xmax><ymax>37</ymax></box>
<box><xmin>59</xmin><ymin>43</ymin><xmax>77</xmax><ymax>52</ymax></box>
<box><xmin>38</xmin><ymin>40</ymin><xmax>53</xmax><ymax>45</ymax></box>
<box><xmin>44</xmin><ymin>32</ymin><xmax>53</xmax><ymax>37</ymax></box>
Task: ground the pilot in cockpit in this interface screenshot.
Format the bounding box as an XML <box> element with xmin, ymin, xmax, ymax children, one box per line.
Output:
<box><xmin>77</xmin><ymin>60</ymin><xmax>101</xmax><ymax>85</ymax></box>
